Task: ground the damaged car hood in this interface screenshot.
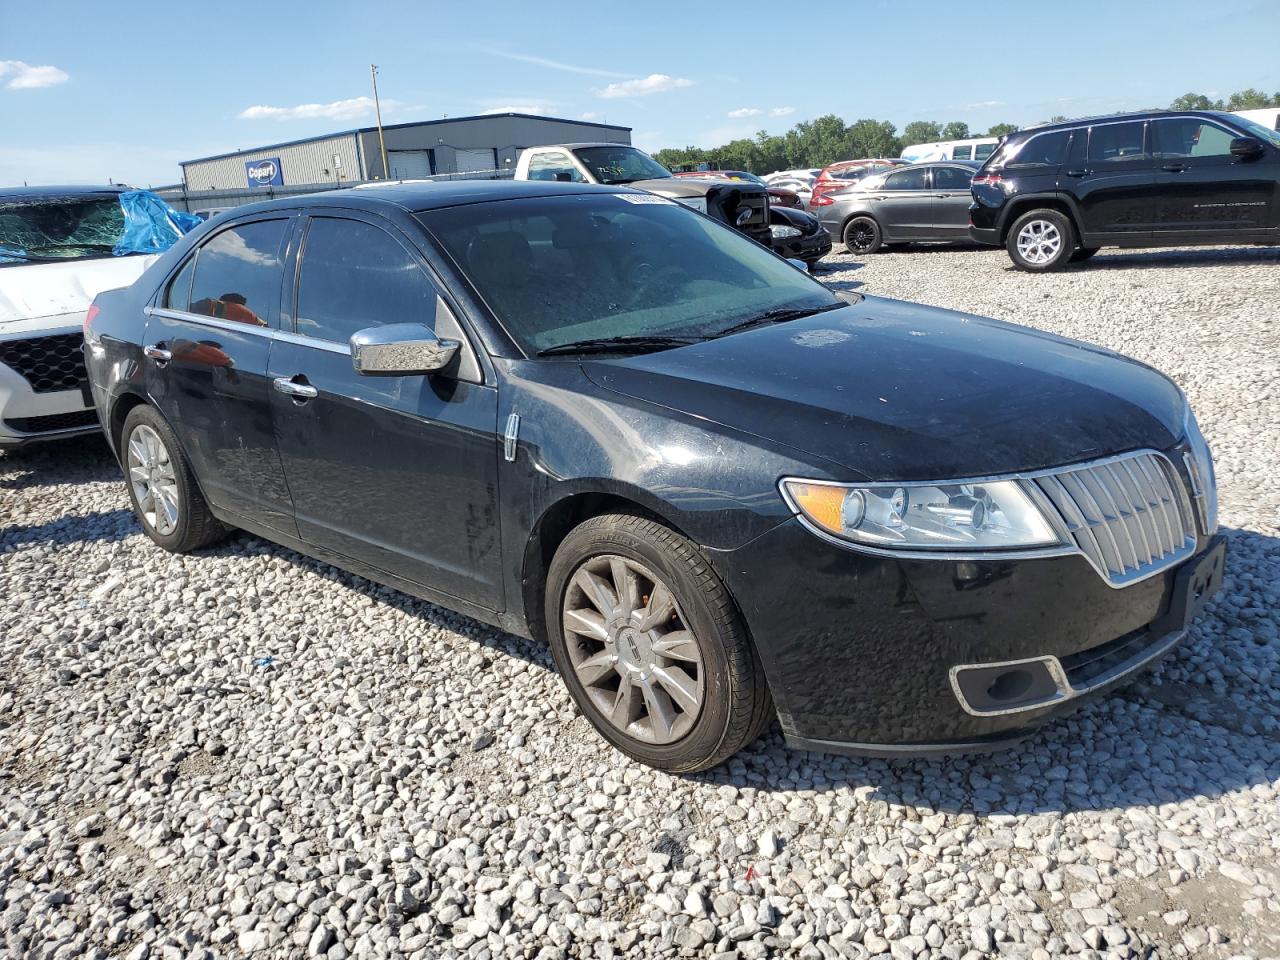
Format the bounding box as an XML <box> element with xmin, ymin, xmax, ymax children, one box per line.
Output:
<box><xmin>0</xmin><ymin>255</ymin><xmax>156</xmax><ymax>326</ymax></box>
<box><xmin>581</xmin><ymin>296</ymin><xmax>1187</xmax><ymax>481</ymax></box>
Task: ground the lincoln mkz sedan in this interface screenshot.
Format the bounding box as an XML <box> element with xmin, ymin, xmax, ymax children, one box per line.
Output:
<box><xmin>85</xmin><ymin>180</ymin><xmax>1225</xmax><ymax>772</ymax></box>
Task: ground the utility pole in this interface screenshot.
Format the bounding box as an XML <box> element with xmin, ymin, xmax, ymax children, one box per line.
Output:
<box><xmin>371</xmin><ymin>64</ymin><xmax>390</xmax><ymax>180</ymax></box>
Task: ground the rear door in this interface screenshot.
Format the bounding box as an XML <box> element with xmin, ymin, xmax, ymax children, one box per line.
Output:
<box><xmin>1072</xmin><ymin>120</ymin><xmax>1158</xmax><ymax>238</ymax></box>
<box><xmin>874</xmin><ymin>166</ymin><xmax>934</xmax><ymax>239</ymax></box>
<box><xmin>1151</xmin><ymin>116</ymin><xmax>1276</xmax><ymax>235</ymax></box>
<box><xmin>144</xmin><ymin>215</ymin><xmax>296</xmax><ymax>534</ymax></box>
<box><xmin>268</xmin><ymin>212</ymin><xmax>504</xmax><ymax>609</ymax></box>
<box><xmin>928</xmin><ymin>165</ymin><xmax>976</xmax><ymax>236</ymax></box>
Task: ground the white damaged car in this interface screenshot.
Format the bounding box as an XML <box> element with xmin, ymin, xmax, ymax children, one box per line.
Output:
<box><xmin>1</xmin><ymin>186</ymin><xmax>159</xmax><ymax>447</ymax></box>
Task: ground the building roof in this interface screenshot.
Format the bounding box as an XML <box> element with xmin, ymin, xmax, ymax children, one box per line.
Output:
<box><xmin>180</xmin><ymin>113</ymin><xmax>632</xmax><ymax>167</ymax></box>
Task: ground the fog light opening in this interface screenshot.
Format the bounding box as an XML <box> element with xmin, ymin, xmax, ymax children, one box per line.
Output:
<box><xmin>986</xmin><ymin>669</ymin><xmax>1034</xmax><ymax>702</ymax></box>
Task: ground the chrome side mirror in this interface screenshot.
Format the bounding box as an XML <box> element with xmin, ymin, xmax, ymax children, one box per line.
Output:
<box><xmin>350</xmin><ymin>323</ymin><xmax>459</xmax><ymax>376</ymax></box>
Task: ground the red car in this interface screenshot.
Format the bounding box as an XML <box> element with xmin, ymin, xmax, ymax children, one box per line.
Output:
<box><xmin>809</xmin><ymin>158</ymin><xmax>908</xmax><ymax>205</ymax></box>
<box><xmin>673</xmin><ymin>170</ymin><xmax>803</xmax><ymax>208</ymax></box>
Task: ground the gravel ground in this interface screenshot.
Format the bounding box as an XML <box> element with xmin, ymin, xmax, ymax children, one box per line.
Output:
<box><xmin>2</xmin><ymin>243</ymin><xmax>1278</xmax><ymax>960</ymax></box>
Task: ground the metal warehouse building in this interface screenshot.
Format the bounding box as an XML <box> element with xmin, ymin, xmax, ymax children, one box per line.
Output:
<box><xmin>180</xmin><ymin>113</ymin><xmax>631</xmax><ymax>193</ymax></box>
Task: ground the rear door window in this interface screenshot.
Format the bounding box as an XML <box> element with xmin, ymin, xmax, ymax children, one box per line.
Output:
<box><xmin>188</xmin><ymin>219</ymin><xmax>289</xmax><ymax>328</ymax></box>
<box><xmin>296</xmin><ymin>217</ymin><xmax>437</xmax><ymax>344</ymax></box>
<box><xmin>931</xmin><ymin>166</ymin><xmax>974</xmax><ymax>190</ymax></box>
<box><xmin>883</xmin><ymin>168</ymin><xmax>930</xmax><ymax>191</ymax></box>
<box><xmin>1088</xmin><ymin>122</ymin><xmax>1148</xmax><ymax>163</ymax></box>
<box><xmin>163</xmin><ymin>255</ymin><xmax>195</xmax><ymax>310</ymax></box>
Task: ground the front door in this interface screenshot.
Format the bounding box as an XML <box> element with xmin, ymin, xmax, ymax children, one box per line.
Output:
<box><xmin>1151</xmin><ymin>116</ymin><xmax>1276</xmax><ymax>235</ymax></box>
<box><xmin>1073</xmin><ymin>120</ymin><xmax>1158</xmax><ymax>238</ymax></box>
<box><xmin>928</xmin><ymin>165</ymin><xmax>976</xmax><ymax>237</ymax></box>
<box><xmin>144</xmin><ymin>216</ymin><xmax>296</xmax><ymax>533</ymax></box>
<box><xmin>268</xmin><ymin>213</ymin><xmax>504</xmax><ymax>609</ymax></box>
<box><xmin>874</xmin><ymin>166</ymin><xmax>935</xmax><ymax>240</ymax></box>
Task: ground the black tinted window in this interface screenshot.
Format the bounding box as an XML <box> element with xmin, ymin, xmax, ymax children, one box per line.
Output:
<box><xmin>296</xmin><ymin>218</ymin><xmax>436</xmax><ymax>344</ymax></box>
<box><xmin>974</xmin><ymin>143</ymin><xmax>995</xmax><ymax>160</ymax></box>
<box><xmin>931</xmin><ymin>166</ymin><xmax>973</xmax><ymax>190</ymax></box>
<box><xmin>883</xmin><ymin>168</ymin><xmax>929</xmax><ymax>191</ymax></box>
<box><xmin>164</xmin><ymin>255</ymin><xmax>195</xmax><ymax>310</ymax></box>
<box><xmin>1089</xmin><ymin>122</ymin><xmax>1147</xmax><ymax>163</ymax></box>
<box><xmin>1009</xmin><ymin>131</ymin><xmax>1069</xmax><ymax>167</ymax></box>
<box><xmin>189</xmin><ymin>220</ymin><xmax>288</xmax><ymax>328</ymax></box>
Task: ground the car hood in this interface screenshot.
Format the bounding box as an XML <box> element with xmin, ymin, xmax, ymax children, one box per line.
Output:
<box><xmin>0</xmin><ymin>255</ymin><xmax>156</xmax><ymax>326</ymax></box>
<box><xmin>581</xmin><ymin>297</ymin><xmax>1186</xmax><ymax>481</ymax></box>
<box><xmin>631</xmin><ymin>177</ymin><xmax>765</xmax><ymax>200</ymax></box>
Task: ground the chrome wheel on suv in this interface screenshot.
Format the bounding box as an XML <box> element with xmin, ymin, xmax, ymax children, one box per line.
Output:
<box><xmin>127</xmin><ymin>423</ymin><xmax>179</xmax><ymax>536</ymax></box>
<box><xmin>1015</xmin><ymin>219</ymin><xmax>1061</xmax><ymax>264</ymax></box>
<box><xmin>563</xmin><ymin>554</ymin><xmax>705</xmax><ymax>744</ymax></box>
<box><xmin>1006</xmin><ymin>209</ymin><xmax>1076</xmax><ymax>271</ymax></box>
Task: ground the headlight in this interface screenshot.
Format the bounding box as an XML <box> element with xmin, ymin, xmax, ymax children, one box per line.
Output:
<box><xmin>675</xmin><ymin>197</ymin><xmax>708</xmax><ymax>215</ymax></box>
<box><xmin>781</xmin><ymin>478</ymin><xmax>1061</xmax><ymax>551</ymax></box>
<box><xmin>771</xmin><ymin>224</ymin><xmax>802</xmax><ymax>239</ymax></box>
<box><xmin>1182</xmin><ymin>405</ymin><xmax>1218</xmax><ymax>534</ymax></box>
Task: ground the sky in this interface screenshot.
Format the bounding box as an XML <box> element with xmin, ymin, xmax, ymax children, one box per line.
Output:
<box><xmin>2</xmin><ymin>0</ymin><xmax>1278</xmax><ymax>186</ymax></box>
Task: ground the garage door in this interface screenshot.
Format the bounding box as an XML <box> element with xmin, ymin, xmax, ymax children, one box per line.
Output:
<box><xmin>387</xmin><ymin>150</ymin><xmax>433</xmax><ymax>180</ymax></box>
<box><xmin>454</xmin><ymin>148</ymin><xmax>497</xmax><ymax>173</ymax></box>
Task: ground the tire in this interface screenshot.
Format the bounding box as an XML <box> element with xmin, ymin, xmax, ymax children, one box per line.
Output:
<box><xmin>1069</xmin><ymin>246</ymin><xmax>1100</xmax><ymax>263</ymax></box>
<box><xmin>1005</xmin><ymin>209</ymin><xmax>1076</xmax><ymax>271</ymax></box>
<box><xmin>545</xmin><ymin>513</ymin><xmax>773</xmax><ymax>772</ymax></box>
<box><xmin>842</xmin><ymin>216</ymin><xmax>883</xmax><ymax>255</ymax></box>
<box><xmin>120</xmin><ymin>405</ymin><xmax>227</xmax><ymax>553</ymax></box>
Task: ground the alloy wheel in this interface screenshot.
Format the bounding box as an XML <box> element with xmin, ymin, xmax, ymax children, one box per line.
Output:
<box><xmin>1016</xmin><ymin>219</ymin><xmax>1062</xmax><ymax>265</ymax></box>
<box><xmin>562</xmin><ymin>554</ymin><xmax>705</xmax><ymax>744</ymax></box>
<box><xmin>126</xmin><ymin>423</ymin><xmax>180</xmax><ymax>536</ymax></box>
<box><xmin>848</xmin><ymin>220</ymin><xmax>877</xmax><ymax>253</ymax></box>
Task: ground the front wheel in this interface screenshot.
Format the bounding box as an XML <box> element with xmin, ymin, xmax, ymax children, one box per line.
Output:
<box><xmin>121</xmin><ymin>405</ymin><xmax>226</xmax><ymax>553</ymax></box>
<box><xmin>843</xmin><ymin>216</ymin><xmax>882</xmax><ymax>255</ymax></box>
<box><xmin>545</xmin><ymin>514</ymin><xmax>772</xmax><ymax>772</ymax></box>
<box><xmin>1006</xmin><ymin>209</ymin><xmax>1076</xmax><ymax>271</ymax></box>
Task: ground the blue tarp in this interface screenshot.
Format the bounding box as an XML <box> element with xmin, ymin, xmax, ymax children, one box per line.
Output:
<box><xmin>113</xmin><ymin>190</ymin><xmax>203</xmax><ymax>256</ymax></box>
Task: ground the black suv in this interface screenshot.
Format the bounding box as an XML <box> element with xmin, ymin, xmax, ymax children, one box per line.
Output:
<box><xmin>969</xmin><ymin>110</ymin><xmax>1280</xmax><ymax>270</ymax></box>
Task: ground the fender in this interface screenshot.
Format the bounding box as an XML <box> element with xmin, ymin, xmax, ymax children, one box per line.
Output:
<box><xmin>994</xmin><ymin>190</ymin><xmax>1085</xmax><ymax>242</ymax></box>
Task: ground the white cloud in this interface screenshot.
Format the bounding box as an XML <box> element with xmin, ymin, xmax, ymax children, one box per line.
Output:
<box><xmin>596</xmin><ymin>74</ymin><xmax>694</xmax><ymax>100</ymax></box>
<box><xmin>237</xmin><ymin>96</ymin><xmax>398</xmax><ymax>121</ymax></box>
<box><xmin>481</xmin><ymin>104</ymin><xmax>549</xmax><ymax>116</ymax></box>
<box><xmin>769</xmin><ymin>106</ymin><xmax>795</xmax><ymax>118</ymax></box>
<box><xmin>477</xmin><ymin>47</ymin><xmax>629</xmax><ymax>78</ymax></box>
<box><xmin>964</xmin><ymin>99</ymin><xmax>1006</xmax><ymax>110</ymax></box>
<box><xmin>0</xmin><ymin>60</ymin><xmax>69</xmax><ymax>90</ymax></box>
<box><xmin>728</xmin><ymin>107</ymin><xmax>762</xmax><ymax>119</ymax></box>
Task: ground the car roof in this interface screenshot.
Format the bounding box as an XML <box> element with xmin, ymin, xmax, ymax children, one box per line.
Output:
<box><xmin>0</xmin><ymin>184</ymin><xmax>127</xmax><ymax>201</ymax></box>
<box><xmin>1011</xmin><ymin>109</ymin><xmax>1244</xmax><ymax>138</ymax></box>
<box><xmin>210</xmin><ymin>179</ymin><xmax>635</xmax><ymax>219</ymax></box>
<box><xmin>527</xmin><ymin>142</ymin><xmax>637</xmax><ymax>150</ymax></box>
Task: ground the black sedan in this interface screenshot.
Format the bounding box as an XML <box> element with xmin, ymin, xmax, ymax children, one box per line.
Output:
<box><xmin>812</xmin><ymin>160</ymin><xmax>982</xmax><ymax>254</ymax></box>
<box><xmin>85</xmin><ymin>180</ymin><xmax>1224</xmax><ymax>772</ymax></box>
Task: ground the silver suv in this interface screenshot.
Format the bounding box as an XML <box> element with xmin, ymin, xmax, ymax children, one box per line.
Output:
<box><xmin>811</xmin><ymin>161</ymin><xmax>980</xmax><ymax>254</ymax></box>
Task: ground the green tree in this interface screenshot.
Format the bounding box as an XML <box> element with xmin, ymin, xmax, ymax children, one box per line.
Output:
<box><xmin>1225</xmin><ymin>88</ymin><xmax>1280</xmax><ymax>110</ymax></box>
<box><xmin>844</xmin><ymin>119</ymin><xmax>902</xmax><ymax>160</ymax></box>
<box><xmin>785</xmin><ymin>114</ymin><xmax>851</xmax><ymax>167</ymax></box>
<box><xmin>1049</xmin><ymin>115</ymin><xmax>1069</xmax><ymax>124</ymax></box>
<box><xmin>755</xmin><ymin>132</ymin><xmax>790</xmax><ymax>173</ymax></box>
<box><xmin>941</xmin><ymin>121</ymin><xmax>970</xmax><ymax>140</ymax></box>
<box><xmin>1170</xmin><ymin>92</ymin><xmax>1221</xmax><ymax>111</ymax></box>
<box><xmin>902</xmin><ymin>120</ymin><xmax>943</xmax><ymax>144</ymax></box>
<box><xmin>987</xmin><ymin>122</ymin><xmax>1019</xmax><ymax>137</ymax></box>
<box><xmin>718</xmin><ymin>138</ymin><xmax>763</xmax><ymax>173</ymax></box>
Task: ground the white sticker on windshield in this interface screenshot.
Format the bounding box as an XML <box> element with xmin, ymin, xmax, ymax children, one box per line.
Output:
<box><xmin>614</xmin><ymin>193</ymin><xmax>673</xmax><ymax>204</ymax></box>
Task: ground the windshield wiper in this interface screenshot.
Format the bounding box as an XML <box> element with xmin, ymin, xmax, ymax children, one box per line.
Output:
<box><xmin>711</xmin><ymin>301</ymin><xmax>844</xmax><ymax>339</ymax></box>
<box><xmin>537</xmin><ymin>335</ymin><xmax>702</xmax><ymax>357</ymax></box>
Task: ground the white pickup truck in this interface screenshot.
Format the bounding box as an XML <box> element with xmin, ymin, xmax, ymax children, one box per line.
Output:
<box><xmin>514</xmin><ymin>143</ymin><xmax>774</xmax><ymax>248</ymax></box>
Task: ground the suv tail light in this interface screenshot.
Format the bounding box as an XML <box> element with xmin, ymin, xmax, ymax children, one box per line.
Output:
<box><xmin>83</xmin><ymin>303</ymin><xmax>100</xmax><ymax>335</ymax></box>
<box><xmin>971</xmin><ymin>173</ymin><xmax>1003</xmax><ymax>186</ymax></box>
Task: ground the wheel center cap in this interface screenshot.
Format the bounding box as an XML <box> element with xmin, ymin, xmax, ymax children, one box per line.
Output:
<box><xmin>614</xmin><ymin>625</ymin><xmax>653</xmax><ymax>672</ymax></box>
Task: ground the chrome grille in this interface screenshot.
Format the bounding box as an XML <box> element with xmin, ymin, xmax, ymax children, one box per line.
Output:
<box><xmin>1034</xmin><ymin>452</ymin><xmax>1196</xmax><ymax>585</ymax></box>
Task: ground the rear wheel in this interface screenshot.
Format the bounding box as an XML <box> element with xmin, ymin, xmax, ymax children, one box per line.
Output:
<box><xmin>121</xmin><ymin>405</ymin><xmax>226</xmax><ymax>553</ymax></box>
<box><xmin>1069</xmin><ymin>246</ymin><xmax>1100</xmax><ymax>263</ymax></box>
<box><xmin>1006</xmin><ymin>209</ymin><xmax>1075</xmax><ymax>271</ymax></box>
<box><xmin>843</xmin><ymin>216</ymin><xmax>882</xmax><ymax>255</ymax></box>
<box><xmin>546</xmin><ymin>513</ymin><xmax>772</xmax><ymax>772</ymax></box>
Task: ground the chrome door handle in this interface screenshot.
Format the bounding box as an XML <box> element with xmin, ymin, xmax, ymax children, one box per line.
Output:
<box><xmin>273</xmin><ymin>377</ymin><xmax>318</xmax><ymax>400</ymax></box>
<box><xmin>143</xmin><ymin>344</ymin><xmax>172</xmax><ymax>365</ymax></box>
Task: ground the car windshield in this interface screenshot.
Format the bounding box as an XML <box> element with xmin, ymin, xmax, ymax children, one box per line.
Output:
<box><xmin>1232</xmin><ymin>115</ymin><xmax>1280</xmax><ymax>149</ymax></box>
<box><xmin>572</xmin><ymin>146</ymin><xmax>673</xmax><ymax>184</ymax></box>
<box><xmin>0</xmin><ymin>195</ymin><xmax>125</xmax><ymax>264</ymax></box>
<box><xmin>421</xmin><ymin>193</ymin><xmax>839</xmax><ymax>355</ymax></box>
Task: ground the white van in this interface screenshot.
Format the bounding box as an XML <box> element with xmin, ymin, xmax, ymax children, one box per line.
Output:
<box><xmin>1232</xmin><ymin>107</ymin><xmax>1280</xmax><ymax>132</ymax></box>
<box><xmin>900</xmin><ymin>137</ymin><xmax>1000</xmax><ymax>163</ymax></box>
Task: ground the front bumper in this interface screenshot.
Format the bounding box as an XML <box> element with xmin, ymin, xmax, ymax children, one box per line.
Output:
<box><xmin>0</xmin><ymin>326</ymin><xmax>100</xmax><ymax>447</ymax></box>
<box><xmin>772</xmin><ymin>228</ymin><xmax>832</xmax><ymax>264</ymax></box>
<box><xmin>715</xmin><ymin>518</ymin><xmax>1225</xmax><ymax>756</ymax></box>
